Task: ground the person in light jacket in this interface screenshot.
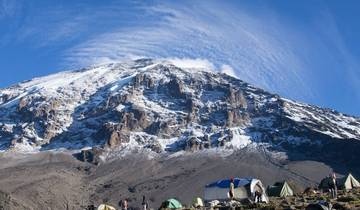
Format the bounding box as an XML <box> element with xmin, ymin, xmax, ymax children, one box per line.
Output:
<box><xmin>329</xmin><ymin>173</ymin><xmax>337</xmax><ymax>199</ymax></box>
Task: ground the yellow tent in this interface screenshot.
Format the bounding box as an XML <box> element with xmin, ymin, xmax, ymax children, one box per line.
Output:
<box><xmin>97</xmin><ymin>204</ymin><xmax>116</xmax><ymax>210</ymax></box>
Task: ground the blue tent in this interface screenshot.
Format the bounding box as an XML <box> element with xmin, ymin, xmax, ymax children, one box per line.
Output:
<box><xmin>206</xmin><ymin>178</ymin><xmax>254</xmax><ymax>188</ymax></box>
<box><xmin>204</xmin><ymin>177</ymin><xmax>269</xmax><ymax>203</ymax></box>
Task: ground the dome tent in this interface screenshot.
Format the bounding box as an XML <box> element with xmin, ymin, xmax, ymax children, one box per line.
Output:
<box><xmin>267</xmin><ymin>181</ymin><xmax>294</xmax><ymax>197</ymax></box>
<box><xmin>159</xmin><ymin>198</ymin><xmax>183</xmax><ymax>209</ymax></box>
<box><xmin>97</xmin><ymin>204</ymin><xmax>116</xmax><ymax>210</ymax></box>
<box><xmin>204</xmin><ymin>178</ymin><xmax>268</xmax><ymax>203</ymax></box>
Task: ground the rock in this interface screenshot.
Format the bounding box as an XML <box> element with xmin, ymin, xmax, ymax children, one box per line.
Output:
<box><xmin>185</xmin><ymin>136</ymin><xmax>201</xmax><ymax>151</ymax></box>
<box><xmin>107</xmin><ymin>131</ymin><xmax>130</xmax><ymax>149</ymax></box>
<box><xmin>75</xmin><ymin>147</ymin><xmax>104</xmax><ymax>165</ymax></box>
<box><xmin>133</xmin><ymin>73</ymin><xmax>155</xmax><ymax>89</ymax></box>
<box><xmin>227</xmin><ymin>88</ymin><xmax>247</xmax><ymax>109</ymax></box>
<box><xmin>146</xmin><ymin>141</ymin><xmax>163</xmax><ymax>153</ymax></box>
<box><xmin>166</xmin><ymin>78</ymin><xmax>186</xmax><ymax>98</ymax></box>
<box><xmin>185</xmin><ymin>99</ymin><xmax>198</xmax><ymax>122</ymax></box>
<box><xmin>226</xmin><ymin>109</ymin><xmax>249</xmax><ymax>127</ymax></box>
<box><xmin>333</xmin><ymin>202</ymin><xmax>352</xmax><ymax>210</ymax></box>
<box><xmin>202</xmin><ymin>134</ymin><xmax>211</xmax><ymax>149</ymax></box>
<box><xmin>17</xmin><ymin>97</ymin><xmax>28</xmax><ymax>111</ymax></box>
<box><xmin>115</xmin><ymin>106</ymin><xmax>151</xmax><ymax>132</ymax></box>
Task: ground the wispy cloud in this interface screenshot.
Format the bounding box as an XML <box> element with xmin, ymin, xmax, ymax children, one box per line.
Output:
<box><xmin>2</xmin><ymin>0</ymin><xmax>359</xmax><ymax>114</ymax></box>
<box><xmin>313</xmin><ymin>10</ymin><xmax>360</xmax><ymax>106</ymax></box>
<box><xmin>64</xmin><ymin>1</ymin><xmax>312</xmax><ymax>101</ymax></box>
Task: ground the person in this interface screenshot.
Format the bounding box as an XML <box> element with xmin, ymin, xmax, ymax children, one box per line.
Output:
<box><xmin>142</xmin><ymin>195</ymin><xmax>149</xmax><ymax>210</ymax></box>
<box><xmin>121</xmin><ymin>199</ymin><xmax>128</xmax><ymax>210</ymax></box>
<box><xmin>229</xmin><ymin>177</ymin><xmax>235</xmax><ymax>200</ymax></box>
<box><xmin>87</xmin><ymin>205</ymin><xmax>95</xmax><ymax>210</ymax></box>
<box><xmin>328</xmin><ymin>173</ymin><xmax>337</xmax><ymax>199</ymax></box>
<box><xmin>254</xmin><ymin>190</ymin><xmax>262</xmax><ymax>203</ymax></box>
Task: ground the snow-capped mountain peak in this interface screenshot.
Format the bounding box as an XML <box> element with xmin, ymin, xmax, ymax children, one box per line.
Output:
<box><xmin>0</xmin><ymin>59</ymin><xmax>359</xmax><ymax>165</ymax></box>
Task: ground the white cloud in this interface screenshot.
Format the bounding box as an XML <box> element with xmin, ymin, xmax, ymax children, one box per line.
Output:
<box><xmin>220</xmin><ymin>64</ymin><xmax>237</xmax><ymax>78</ymax></box>
<box><xmin>167</xmin><ymin>58</ymin><xmax>215</xmax><ymax>71</ymax></box>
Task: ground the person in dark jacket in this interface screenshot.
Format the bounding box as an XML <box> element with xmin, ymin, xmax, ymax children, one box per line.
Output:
<box><xmin>229</xmin><ymin>177</ymin><xmax>235</xmax><ymax>200</ymax></box>
<box><xmin>120</xmin><ymin>199</ymin><xmax>128</xmax><ymax>210</ymax></box>
<box><xmin>142</xmin><ymin>195</ymin><xmax>149</xmax><ymax>210</ymax></box>
<box><xmin>254</xmin><ymin>190</ymin><xmax>262</xmax><ymax>203</ymax></box>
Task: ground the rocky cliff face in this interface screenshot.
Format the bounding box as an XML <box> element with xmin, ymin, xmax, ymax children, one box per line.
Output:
<box><xmin>0</xmin><ymin>59</ymin><xmax>360</xmax><ymax>167</ymax></box>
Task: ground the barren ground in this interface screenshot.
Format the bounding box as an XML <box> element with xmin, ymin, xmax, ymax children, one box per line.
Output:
<box><xmin>0</xmin><ymin>149</ymin><xmax>335</xmax><ymax>210</ymax></box>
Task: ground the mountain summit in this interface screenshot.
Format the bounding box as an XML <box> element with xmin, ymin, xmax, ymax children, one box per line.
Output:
<box><xmin>0</xmin><ymin>58</ymin><xmax>359</xmax><ymax>168</ymax></box>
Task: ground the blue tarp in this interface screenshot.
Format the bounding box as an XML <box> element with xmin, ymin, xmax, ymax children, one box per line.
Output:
<box><xmin>205</xmin><ymin>178</ymin><xmax>254</xmax><ymax>188</ymax></box>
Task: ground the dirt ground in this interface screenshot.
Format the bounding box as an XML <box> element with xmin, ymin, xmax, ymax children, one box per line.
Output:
<box><xmin>0</xmin><ymin>149</ymin><xmax>335</xmax><ymax>210</ymax></box>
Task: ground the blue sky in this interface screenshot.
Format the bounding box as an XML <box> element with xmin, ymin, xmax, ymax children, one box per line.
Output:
<box><xmin>0</xmin><ymin>0</ymin><xmax>360</xmax><ymax>116</ymax></box>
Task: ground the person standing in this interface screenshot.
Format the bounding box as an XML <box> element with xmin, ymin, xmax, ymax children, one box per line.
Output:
<box><xmin>329</xmin><ymin>173</ymin><xmax>337</xmax><ymax>199</ymax></box>
<box><xmin>254</xmin><ymin>190</ymin><xmax>262</xmax><ymax>203</ymax></box>
<box><xmin>121</xmin><ymin>199</ymin><xmax>128</xmax><ymax>210</ymax></box>
<box><xmin>229</xmin><ymin>177</ymin><xmax>235</xmax><ymax>200</ymax></box>
<box><xmin>142</xmin><ymin>195</ymin><xmax>149</xmax><ymax>210</ymax></box>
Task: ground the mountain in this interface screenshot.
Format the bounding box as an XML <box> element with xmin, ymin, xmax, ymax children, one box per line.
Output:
<box><xmin>1</xmin><ymin>58</ymin><xmax>360</xmax><ymax>209</ymax></box>
<box><xmin>0</xmin><ymin>58</ymin><xmax>359</xmax><ymax>170</ymax></box>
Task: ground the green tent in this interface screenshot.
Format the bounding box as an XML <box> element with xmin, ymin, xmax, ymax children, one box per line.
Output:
<box><xmin>267</xmin><ymin>181</ymin><xmax>294</xmax><ymax>197</ymax></box>
<box><xmin>337</xmin><ymin>173</ymin><xmax>360</xmax><ymax>190</ymax></box>
<box><xmin>160</xmin><ymin>198</ymin><xmax>183</xmax><ymax>209</ymax></box>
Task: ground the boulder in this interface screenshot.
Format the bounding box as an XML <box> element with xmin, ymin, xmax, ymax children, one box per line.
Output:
<box><xmin>185</xmin><ymin>136</ymin><xmax>201</xmax><ymax>151</ymax></box>
<box><xmin>166</xmin><ymin>79</ymin><xmax>186</xmax><ymax>98</ymax></box>
<box><xmin>107</xmin><ymin>131</ymin><xmax>130</xmax><ymax>148</ymax></box>
<box><xmin>75</xmin><ymin>147</ymin><xmax>104</xmax><ymax>165</ymax></box>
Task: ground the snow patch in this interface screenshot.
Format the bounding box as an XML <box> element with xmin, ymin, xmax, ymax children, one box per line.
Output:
<box><xmin>227</xmin><ymin>127</ymin><xmax>251</xmax><ymax>149</ymax></box>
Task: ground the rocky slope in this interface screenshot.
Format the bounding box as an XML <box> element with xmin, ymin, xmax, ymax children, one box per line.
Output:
<box><xmin>0</xmin><ymin>58</ymin><xmax>359</xmax><ymax>169</ymax></box>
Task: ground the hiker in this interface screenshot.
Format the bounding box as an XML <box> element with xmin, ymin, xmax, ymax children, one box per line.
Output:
<box><xmin>254</xmin><ymin>190</ymin><xmax>262</xmax><ymax>203</ymax></box>
<box><xmin>121</xmin><ymin>199</ymin><xmax>129</xmax><ymax>210</ymax></box>
<box><xmin>142</xmin><ymin>195</ymin><xmax>149</xmax><ymax>210</ymax></box>
<box><xmin>87</xmin><ymin>205</ymin><xmax>95</xmax><ymax>210</ymax></box>
<box><xmin>229</xmin><ymin>177</ymin><xmax>235</xmax><ymax>200</ymax></box>
<box><xmin>329</xmin><ymin>173</ymin><xmax>337</xmax><ymax>199</ymax></box>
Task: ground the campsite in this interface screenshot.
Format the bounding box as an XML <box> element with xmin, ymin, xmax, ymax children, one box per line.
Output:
<box><xmin>0</xmin><ymin>151</ymin><xmax>360</xmax><ymax>210</ymax></box>
<box><xmin>92</xmin><ymin>175</ymin><xmax>360</xmax><ymax>210</ymax></box>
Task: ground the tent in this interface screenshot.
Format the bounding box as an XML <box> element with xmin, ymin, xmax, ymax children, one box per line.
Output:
<box><xmin>97</xmin><ymin>204</ymin><xmax>116</xmax><ymax>210</ymax></box>
<box><xmin>204</xmin><ymin>178</ymin><xmax>269</xmax><ymax>203</ymax></box>
<box><xmin>267</xmin><ymin>181</ymin><xmax>294</xmax><ymax>197</ymax></box>
<box><xmin>337</xmin><ymin>173</ymin><xmax>360</xmax><ymax>190</ymax></box>
<box><xmin>159</xmin><ymin>198</ymin><xmax>183</xmax><ymax>209</ymax></box>
<box><xmin>192</xmin><ymin>197</ymin><xmax>204</xmax><ymax>208</ymax></box>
